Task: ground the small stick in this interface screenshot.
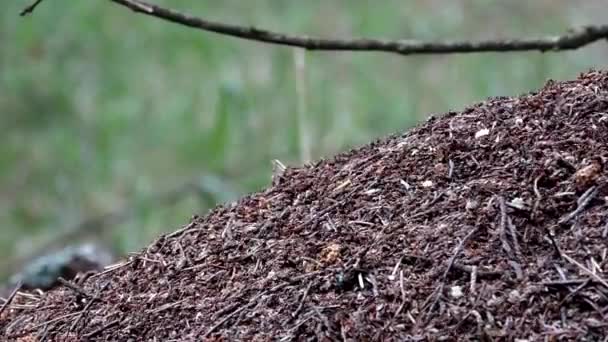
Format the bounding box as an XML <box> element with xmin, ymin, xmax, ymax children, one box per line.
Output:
<box><xmin>447</xmin><ymin>159</ymin><xmax>454</xmax><ymax>179</ymax></box>
<box><xmin>423</xmin><ymin>227</ymin><xmax>478</xmax><ymax>318</ymax></box>
<box><xmin>291</xmin><ymin>282</ymin><xmax>313</xmax><ymax>320</ymax></box>
<box><xmin>0</xmin><ymin>281</ymin><xmax>22</xmax><ymax>317</ymax></box>
<box><xmin>206</xmin><ymin>272</ymin><xmax>321</xmax><ymax>336</ymax></box>
<box><xmin>176</xmin><ymin>241</ymin><xmax>192</xmax><ymax>267</ymax></box>
<box><xmin>577</xmin><ymin>185</ymin><xmax>597</xmax><ymax>206</ymax></box>
<box><xmin>497</xmin><ymin>196</ymin><xmax>515</xmax><ymax>260</ymax></box>
<box><xmin>312</xmin><ymin>306</ymin><xmax>336</xmax><ymax>335</ymax></box>
<box><xmin>532</xmin><ymin>176</ymin><xmax>542</xmax><ymax>200</ymax></box>
<box><xmin>540</xmin><ymin>278</ymin><xmax>593</xmax><ymax>286</ymax></box>
<box><xmin>469</xmin><ymin>266</ymin><xmax>477</xmax><ymax>294</ymax></box>
<box><xmin>558</xmin><ymin>186</ymin><xmax>598</xmax><ymax>224</ymax></box>
<box><xmin>444</xmin><ymin>227</ymin><xmax>478</xmax><ymax>278</ymax></box>
<box><xmin>402</xmin><ymin>253</ymin><xmax>501</xmax><ymax>277</ymax></box>
<box><xmin>531</xmin><ymin>176</ymin><xmax>543</xmax><ymax>220</ymax></box>
<box><xmin>206</xmin><ymin>283</ymin><xmax>286</xmax><ymax>336</ymax></box>
<box><xmin>88</xmin><ymin>260</ymin><xmax>133</xmax><ymax>280</ymax></box>
<box><xmin>166</xmin><ymin>221</ymin><xmax>197</xmax><ymax>238</ymax></box>
<box><xmin>561</xmin><ymin>253</ymin><xmax>608</xmax><ymax>290</ymax></box>
<box><xmin>57</xmin><ymin>277</ymin><xmax>91</xmax><ymax>298</ymax></box>
<box><xmin>83</xmin><ymin>319</ymin><xmax>120</xmax><ymax>338</ymax></box>
<box><xmin>69</xmin><ymin>283</ymin><xmax>109</xmax><ymax>332</ymax></box>
<box><xmin>19</xmin><ymin>0</ymin><xmax>45</xmax><ymax>16</ymax></box>
<box><xmin>558</xmin><ymin>278</ymin><xmax>591</xmax><ymax>307</ymax></box>
<box><xmin>507</xmin><ymin>217</ymin><xmax>522</xmax><ymax>257</ymax></box>
<box><xmin>394</xmin><ymin>270</ymin><xmax>406</xmax><ymax>318</ymax></box>
<box><xmin>380</xmin><ymin>270</ymin><xmax>410</xmax><ymax>337</ymax></box>
<box><xmin>294</xmin><ymin>185</ymin><xmax>362</xmax><ymax>232</ymax></box>
<box><xmin>23</xmin><ymin>311</ymin><xmax>83</xmax><ymax>334</ymax></box>
<box><xmin>548</xmin><ymin>230</ymin><xmax>608</xmax><ymax>290</ymax></box>
<box><xmin>205</xmin><ymin>306</ymin><xmax>246</xmax><ymax>337</ymax></box>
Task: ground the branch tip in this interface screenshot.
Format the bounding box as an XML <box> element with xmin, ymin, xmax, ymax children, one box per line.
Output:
<box><xmin>20</xmin><ymin>0</ymin><xmax>46</xmax><ymax>16</ymax></box>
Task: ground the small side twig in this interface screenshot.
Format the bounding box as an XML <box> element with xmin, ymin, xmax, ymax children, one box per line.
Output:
<box><xmin>498</xmin><ymin>196</ymin><xmax>515</xmax><ymax>260</ymax></box>
<box><xmin>561</xmin><ymin>253</ymin><xmax>608</xmax><ymax>290</ymax></box>
<box><xmin>57</xmin><ymin>277</ymin><xmax>92</xmax><ymax>299</ymax></box>
<box><xmin>88</xmin><ymin>260</ymin><xmax>133</xmax><ymax>280</ymax></box>
<box><xmin>558</xmin><ymin>185</ymin><xmax>598</xmax><ymax>224</ymax></box>
<box><xmin>469</xmin><ymin>266</ymin><xmax>478</xmax><ymax>294</ymax></box>
<box><xmin>541</xmin><ymin>278</ymin><xmax>597</xmax><ymax>286</ymax></box>
<box><xmin>69</xmin><ymin>283</ymin><xmax>109</xmax><ymax>332</ymax></box>
<box><xmin>205</xmin><ymin>272</ymin><xmax>321</xmax><ymax>337</ymax></box>
<box><xmin>395</xmin><ymin>270</ymin><xmax>406</xmax><ymax>317</ymax></box>
<box><xmin>0</xmin><ymin>281</ymin><xmax>22</xmax><ymax>317</ymax></box>
<box><xmin>14</xmin><ymin>311</ymin><xmax>83</xmax><ymax>337</ymax></box>
<box><xmin>291</xmin><ymin>282</ymin><xmax>313</xmax><ymax>320</ymax></box>
<box><xmin>548</xmin><ymin>234</ymin><xmax>608</xmax><ymax>291</ymax></box>
<box><xmin>20</xmin><ymin>0</ymin><xmax>46</xmax><ymax>16</ymax></box>
<box><xmin>558</xmin><ymin>278</ymin><xmax>591</xmax><ymax>308</ymax></box>
<box><xmin>401</xmin><ymin>253</ymin><xmax>501</xmax><ymax>278</ymax></box>
<box><xmin>421</xmin><ymin>227</ymin><xmax>478</xmax><ymax>320</ymax></box>
<box><xmin>507</xmin><ymin>217</ymin><xmax>522</xmax><ymax>257</ymax></box>
<box><xmin>83</xmin><ymin>319</ymin><xmax>120</xmax><ymax>338</ymax></box>
<box><xmin>447</xmin><ymin>159</ymin><xmax>454</xmax><ymax>179</ymax></box>
<box><xmin>532</xmin><ymin>176</ymin><xmax>543</xmax><ymax>218</ymax></box>
<box><xmin>166</xmin><ymin>221</ymin><xmax>197</xmax><ymax>239</ymax></box>
<box><xmin>312</xmin><ymin>306</ymin><xmax>337</xmax><ymax>336</ymax></box>
<box><xmin>205</xmin><ymin>306</ymin><xmax>247</xmax><ymax>337</ymax></box>
<box><xmin>294</xmin><ymin>185</ymin><xmax>362</xmax><ymax>233</ymax></box>
<box><xmin>497</xmin><ymin>196</ymin><xmax>525</xmax><ymax>280</ymax></box>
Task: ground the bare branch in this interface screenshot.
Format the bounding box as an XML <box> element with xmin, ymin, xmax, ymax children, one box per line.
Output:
<box><xmin>20</xmin><ymin>0</ymin><xmax>608</xmax><ymax>56</ymax></box>
<box><xmin>105</xmin><ymin>0</ymin><xmax>608</xmax><ymax>56</ymax></box>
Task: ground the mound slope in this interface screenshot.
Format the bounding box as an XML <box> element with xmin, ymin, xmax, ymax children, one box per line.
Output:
<box><xmin>2</xmin><ymin>71</ymin><xmax>608</xmax><ymax>341</ymax></box>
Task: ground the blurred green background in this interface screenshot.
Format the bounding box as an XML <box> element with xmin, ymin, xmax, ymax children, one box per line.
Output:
<box><xmin>1</xmin><ymin>0</ymin><xmax>607</xmax><ymax>280</ymax></box>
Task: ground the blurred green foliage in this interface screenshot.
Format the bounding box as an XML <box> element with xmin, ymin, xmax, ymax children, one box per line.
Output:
<box><xmin>1</xmin><ymin>0</ymin><xmax>606</xmax><ymax>279</ymax></box>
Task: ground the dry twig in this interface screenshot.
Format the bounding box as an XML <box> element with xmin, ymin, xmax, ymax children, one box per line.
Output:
<box><xmin>421</xmin><ymin>227</ymin><xmax>478</xmax><ymax>321</ymax></box>
<box><xmin>561</xmin><ymin>253</ymin><xmax>608</xmax><ymax>290</ymax></box>
<box><xmin>0</xmin><ymin>281</ymin><xmax>22</xmax><ymax>317</ymax></box>
<box><xmin>291</xmin><ymin>282</ymin><xmax>313</xmax><ymax>321</ymax></box>
<box><xmin>56</xmin><ymin>278</ymin><xmax>91</xmax><ymax>299</ymax></box>
<box><xmin>20</xmin><ymin>0</ymin><xmax>608</xmax><ymax>56</ymax></box>
<box><xmin>20</xmin><ymin>0</ymin><xmax>45</xmax><ymax>16</ymax></box>
<box><xmin>83</xmin><ymin>319</ymin><xmax>120</xmax><ymax>338</ymax></box>
<box><xmin>559</xmin><ymin>186</ymin><xmax>598</xmax><ymax>225</ymax></box>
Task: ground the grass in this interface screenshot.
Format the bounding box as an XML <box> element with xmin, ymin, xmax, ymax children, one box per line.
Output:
<box><xmin>1</xmin><ymin>0</ymin><xmax>606</xmax><ymax>279</ymax></box>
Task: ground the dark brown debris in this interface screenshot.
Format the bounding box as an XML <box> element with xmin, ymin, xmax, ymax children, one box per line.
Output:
<box><xmin>3</xmin><ymin>70</ymin><xmax>608</xmax><ymax>341</ymax></box>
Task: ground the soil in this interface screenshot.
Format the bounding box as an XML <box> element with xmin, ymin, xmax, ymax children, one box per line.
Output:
<box><xmin>2</xmin><ymin>70</ymin><xmax>608</xmax><ymax>341</ymax></box>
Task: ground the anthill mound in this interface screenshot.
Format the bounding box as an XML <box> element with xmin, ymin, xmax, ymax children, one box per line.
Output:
<box><xmin>2</xmin><ymin>70</ymin><xmax>608</xmax><ymax>341</ymax></box>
